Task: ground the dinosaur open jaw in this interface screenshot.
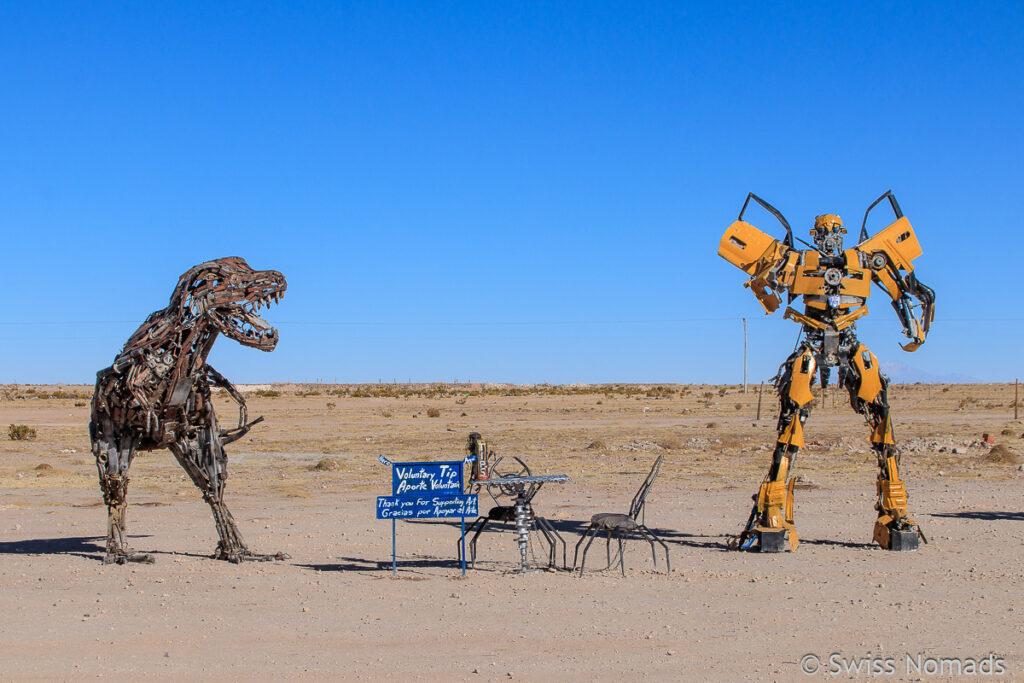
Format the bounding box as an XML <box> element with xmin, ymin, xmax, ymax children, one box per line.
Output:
<box><xmin>216</xmin><ymin>290</ymin><xmax>284</xmax><ymax>350</ymax></box>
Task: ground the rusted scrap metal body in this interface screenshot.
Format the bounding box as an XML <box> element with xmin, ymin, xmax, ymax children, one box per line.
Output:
<box><xmin>90</xmin><ymin>257</ymin><xmax>287</xmax><ymax>564</ymax></box>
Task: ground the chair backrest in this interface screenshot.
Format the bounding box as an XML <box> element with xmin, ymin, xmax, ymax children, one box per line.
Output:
<box><xmin>628</xmin><ymin>453</ymin><xmax>664</xmax><ymax>524</ymax></box>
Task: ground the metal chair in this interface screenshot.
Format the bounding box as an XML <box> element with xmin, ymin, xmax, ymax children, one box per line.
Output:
<box><xmin>573</xmin><ymin>453</ymin><xmax>670</xmax><ymax>576</ymax></box>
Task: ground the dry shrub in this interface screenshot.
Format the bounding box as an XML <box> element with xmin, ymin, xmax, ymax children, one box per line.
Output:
<box><xmin>8</xmin><ymin>424</ymin><xmax>37</xmax><ymax>441</ymax></box>
<box><xmin>984</xmin><ymin>444</ymin><xmax>1021</xmax><ymax>464</ymax></box>
<box><xmin>426</xmin><ymin>407</ymin><xmax>441</xmax><ymax>418</ymax></box>
<box><xmin>734</xmin><ymin>403</ymin><xmax>743</xmax><ymax>411</ymax></box>
<box><xmin>656</xmin><ymin>436</ymin><xmax>683</xmax><ymax>450</ymax></box>
<box><xmin>326</xmin><ymin>402</ymin><xmax>336</xmax><ymax>410</ymax></box>
<box><xmin>34</xmin><ymin>463</ymin><xmax>53</xmax><ymax>471</ymax></box>
<box><xmin>705</xmin><ymin>422</ymin><xmax>718</xmax><ymax>429</ymax></box>
<box><xmin>255</xmin><ymin>389</ymin><xmax>281</xmax><ymax>398</ymax></box>
<box><xmin>275</xmin><ymin>484</ymin><xmax>313</xmax><ymax>499</ymax></box>
<box><xmin>310</xmin><ymin>458</ymin><xmax>344</xmax><ymax>472</ymax></box>
<box><xmin>586</xmin><ymin>439</ymin><xmax>606</xmax><ymax>450</ymax></box>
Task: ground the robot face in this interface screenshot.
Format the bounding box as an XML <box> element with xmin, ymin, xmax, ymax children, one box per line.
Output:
<box><xmin>811</xmin><ymin>214</ymin><xmax>845</xmax><ymax>254</ymax></box>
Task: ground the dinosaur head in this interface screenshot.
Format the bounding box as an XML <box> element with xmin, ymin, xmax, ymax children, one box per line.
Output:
<box><xmin>171</xmin><ymin>257</ymin><xmax>286</xmax><ymax>351</ymax></box>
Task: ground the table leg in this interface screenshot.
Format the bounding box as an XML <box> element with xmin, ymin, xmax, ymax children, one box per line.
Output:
<box><xmin>514</xmin><ymin>490</ymin><xmax>530</xmax><ymax>572</ymax></box>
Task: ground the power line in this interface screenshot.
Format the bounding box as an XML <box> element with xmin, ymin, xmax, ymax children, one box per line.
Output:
<box><xmin>1</xmin><ymin>316</ymin><xmax>1022</xmax><ymax>327</ymax></box>
<box><xmin>0</xmin><ymin>317</ymin><xmax>743</xmax><ymax>327</ymax></box>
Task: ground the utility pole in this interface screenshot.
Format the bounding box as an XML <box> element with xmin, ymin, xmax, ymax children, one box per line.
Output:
<box><xmin>742</xmin><ymin>318</ymin><xmax>748</xmax><ymax>394</ymax></box>
<box><xmin>756</xmin><ymin>381</ymin><xmax>764</xmax><ymax>421</ymax></box>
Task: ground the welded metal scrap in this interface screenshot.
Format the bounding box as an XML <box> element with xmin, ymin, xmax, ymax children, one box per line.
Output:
<box><xmin>90</xmin><ymin>256</ymin><xmax>287</xmax><ymax>564</ymax></box>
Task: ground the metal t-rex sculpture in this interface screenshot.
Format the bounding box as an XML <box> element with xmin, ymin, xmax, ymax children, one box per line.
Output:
<box><xmin>90</xmin><ymin>257</ymin><xmax>287</xmax><ymax>564</ymax></box>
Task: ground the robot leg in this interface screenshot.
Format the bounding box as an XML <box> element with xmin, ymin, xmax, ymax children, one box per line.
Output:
<box><xmin>846</xmin><ymin>343</ymin><xmax>925</xmax><ymax>551</ymax></box>
<box><xmin>731</xmin><ymin>346</ymin><xmax>815</xmax><ymax>552</ymax></box>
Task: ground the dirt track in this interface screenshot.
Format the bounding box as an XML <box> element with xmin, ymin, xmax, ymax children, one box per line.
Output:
<box><xmin>1</xmin><ymin>384</ymin><xmax>1022</xmax><ymax>680</ymax></box>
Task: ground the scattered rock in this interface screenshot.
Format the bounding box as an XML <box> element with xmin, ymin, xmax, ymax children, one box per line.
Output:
<box><xmin>611</xmin><ymin>440</ymin><xmax>662</xmax><ymax>452</ymax></box>
<box><xmin>901</xmin><ymin>437</ymin><xmax>977</xmax><ymax>455</ymax></box>
<box><xmin>793</xmin><ymin>474</ymin><xmax>818</xmax><ymax>490</ymax></box>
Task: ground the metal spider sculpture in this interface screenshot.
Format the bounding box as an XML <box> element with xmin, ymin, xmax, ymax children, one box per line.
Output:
<box><xmin>89</xmin><ymin>257</ymin><xmax>287</xmax><ymax>564</ymax></box>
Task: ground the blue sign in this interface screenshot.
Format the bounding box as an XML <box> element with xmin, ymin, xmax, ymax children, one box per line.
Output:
<box><xmin>391</xmin><ymin>460</ymin><xmax>463</xmax><ymax>496</ymax></box>
<box><xmin>377</xmin><ymin>455</ymin><xmax>478</xmax><ymax>575</ymax></box>
<box><xmin>376</xmin><ymin>494</ymin><xmax>479</xmax><ymax>519</ymax></box>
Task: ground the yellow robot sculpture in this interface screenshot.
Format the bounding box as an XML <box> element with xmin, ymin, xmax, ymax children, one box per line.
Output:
<box><xmin>718</xmin><ymin>191</ymin><xmax>935</xmax><ymax>552</ymax></box>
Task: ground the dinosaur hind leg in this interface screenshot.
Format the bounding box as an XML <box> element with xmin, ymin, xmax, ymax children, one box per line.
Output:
<box><xmin>92</xmin><ymin>418</ymin><xmax>152</xmax><ymax>565</ymax></box>
<box><xmin>170</xmin><ymin>428</ymin><xmax>289</xmax><ymax>563</ymax></box>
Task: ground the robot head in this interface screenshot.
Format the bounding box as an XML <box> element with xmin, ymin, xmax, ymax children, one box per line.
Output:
<box><xmin>811</xmin><ymin>214</ymin><xmax>845</xmax><ymax>254</ymax></box>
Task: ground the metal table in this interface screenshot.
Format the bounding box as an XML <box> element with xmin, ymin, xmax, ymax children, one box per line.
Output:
<box><xmin>468</xmin><ymin>474</ymin><xmax>570</xmax><ymax>573</ymax></box>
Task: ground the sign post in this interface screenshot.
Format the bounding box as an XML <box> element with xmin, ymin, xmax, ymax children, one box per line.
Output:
<box><xmin>376</xmin><ymin>454</ymin><xmax>478</xmax><ymax>575</ymax></box>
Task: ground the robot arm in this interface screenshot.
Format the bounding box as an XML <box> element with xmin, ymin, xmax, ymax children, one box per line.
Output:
<box><xmin>718</xmin><ymin>220</ymin><xmax>794</xmax><ymax>313</ymax></box>
<box><xmin>859</xmin><ymin>214</ymin><xmax>935</xmax><ymax>351</ymax></box>
<box><xmin>880</xmin><ymin>266</ymin><xmax>935</xmax><ymax>351</ymax></box>
<box><xmin>718</xmin><ymin>194</ymin><xmax>798</xmax><ymax>314</ymax></box>
<box><xmin>720</xmin><ymin>223</ymin><xmax>799</xmax><ymax>314</ymax></box>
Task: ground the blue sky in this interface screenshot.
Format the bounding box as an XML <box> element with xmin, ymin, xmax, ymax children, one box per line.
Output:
<box><xmin>1</xmin><ymin>2</ymin><xmax>1021</xmax><ymax>384</ymax></box>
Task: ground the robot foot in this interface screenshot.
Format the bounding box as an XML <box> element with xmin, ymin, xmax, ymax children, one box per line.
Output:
<box><xmin>755</xmin><ymin>526</ymin><xmax>799</xmax><ymax>552</ymax></box>
<box><xmin>873</xmin><ymin>516</ymin><xmax>926</xmax><ymax>551</ymax></box>
<box><xmin>757</xmin><ymin>528</ymin><xmax>791</xmax><ymax>553</ymax></box>
<box><xmin>729</xmin><ymin>526</ymin><xmax>798</xmax><ymax>552</ymax></box>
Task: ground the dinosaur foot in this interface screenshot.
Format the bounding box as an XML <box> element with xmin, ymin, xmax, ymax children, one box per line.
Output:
<box><xmin>103</xmin><ymin>551</ymin><xmax>155</xmax><ymax>565</ymax></box>
<box><xmin>215</xmin><ymin>548</ymin><xmax>291</xmax><ymax>563</ymax></box>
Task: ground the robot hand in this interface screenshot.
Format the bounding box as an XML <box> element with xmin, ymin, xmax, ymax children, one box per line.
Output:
<box><xmin>892</xmin><ymin>272</ymin><xmax>935</xmax><ymax>351</ymax></box>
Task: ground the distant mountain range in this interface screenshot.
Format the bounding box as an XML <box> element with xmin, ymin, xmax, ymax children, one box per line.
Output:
<box><xmin>880</xmin><ymin>360</ymin><xmax>979</xmax><ymax>384</ymax></box>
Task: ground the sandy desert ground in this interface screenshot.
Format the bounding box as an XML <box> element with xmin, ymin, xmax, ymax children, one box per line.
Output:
<box><xmin>1</xmin><ymin>382</ymin><xmax>1022</xmax><ymax>680</ymax></box>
